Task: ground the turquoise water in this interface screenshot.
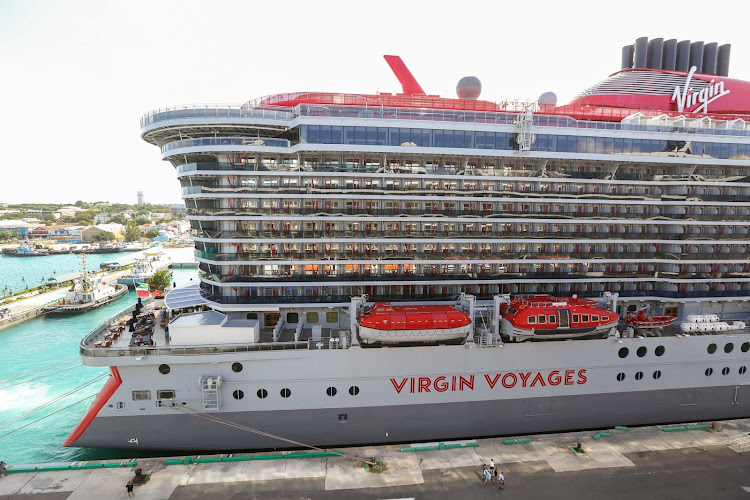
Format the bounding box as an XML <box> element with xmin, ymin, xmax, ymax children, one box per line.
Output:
<box><xmin>0</xmin><ymin>264</ymin><xmax>198</xmax><ymax>465</ymax></box>
<box><xmin>0</xmin><ymin>252</ymin><xmax>135</xmax><ymax>295</ymax></box>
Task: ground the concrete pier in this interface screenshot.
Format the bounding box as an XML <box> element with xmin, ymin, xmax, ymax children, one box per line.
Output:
<box><xmin>1</xmin><ymin>418</ymin><xmax>749</xmax><ymax>499</ymax></box>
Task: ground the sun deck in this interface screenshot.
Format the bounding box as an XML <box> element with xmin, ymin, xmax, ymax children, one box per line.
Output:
<box><xmin>80</xmin><ymin>303</ymin><xmax>350</xmax><ymax>358</ymax></box>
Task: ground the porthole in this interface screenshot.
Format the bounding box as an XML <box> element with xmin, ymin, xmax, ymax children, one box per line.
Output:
<box><xmin>281</xmin><ymin>388</ymin><xmax>291</xmax><ymax>398</ymax></box>
<box><xmin>257</xmin><ymin>389</ymin><xmax>268</xmax><ymax>399</ymax></box>
<box><xmin>655</xmin><ymin>346</ymin><xmax>665</xmax><ymax>357</ymax></box>
<box><xmin>232</xmin><ymin>362</ymin><xmax>243</xmax><ymax>373</ymax></box>
<box><xmin>722</xmin><ymin>367</ymin><xmax>730</xmax><ymax>376</ymax></box>
<box><xmin>740</xmin><ymin>366</ymin><xmax>747</xmax><ymax>375</ymax></box>
<box><xmin>233</xmin><ymin>390</ymin><xmax>244</xmax><ymax>400</ymax></box>
<box><xmin>708</xmin><ymin>343</ymin><xmax>717</xmax><ymax>354</ymax></box>
<box><xmin>635</xmin><ymin>371</ymin><xmax>643</xmax><ymax>381</ymax></box>
<box><xmin>724</xmin><ymin>343</ymin><xmax>734</xmax><ymax>354</ymax></box>
<box><xmin>616</xmin><ymin>372</ymin><xmax>625</xmax><ymax>382</ymax></box>
<box><xmin>326</xmin><ymin>387</ymin><xmax>337</xmax><ymax>397</ymax></box>
<box><xmin>618</xmin><ymin>347</ymin><xmax>629</xmax><ymax>359</ymax></box>
<box><xmin>159</xmin><ymin>364</ymin><xmax>170</xmax><ymax>375</ymax></box>
<box><xmin>653</xmin><ymin>370</ymin><xmax>662</xmax><ymax>380</ymax></box>
<box><xmin>637</xmin><ymin>347</ymin><xmax>647</xmax><ymax>358</ymax></box>
<box><xmin>349</xmin><ymin>386</ymin><xmax>360</xmax><ymax>396</ymax></box>
<box><xmin>705</xmin><ymin>368</ymin><xmax>713</xmax><ymax>376</ymax></box>
<box><xmin>742</xmin><ymin>342</ymin><xmax>750</xmax><ymax>353</ymax></box>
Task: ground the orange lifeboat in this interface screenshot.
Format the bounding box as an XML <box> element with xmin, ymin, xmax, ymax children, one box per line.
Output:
<box><xmin>358</xmin><ymin>303</ymin><xmax>472</xmax><ymax>344</ymax></box>
<box><xmin>500</xmin><ymin>295</ymin><xmax>618</xmax><ymax>341</ymax></box>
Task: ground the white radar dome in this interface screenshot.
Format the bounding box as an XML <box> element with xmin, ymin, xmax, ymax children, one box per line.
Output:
<box><xmin>456</xmin><ymin>76</ymin><xmax>482</xmax><ymax>99</ymax></box>
<box><xmin>539</xmin><ymin>92</ymin><xmax>558</xmax><ymax>106</ymax></box>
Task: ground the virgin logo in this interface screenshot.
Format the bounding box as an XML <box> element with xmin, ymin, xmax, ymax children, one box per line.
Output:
<box><xmin>671</xmin><ymin>66</ymin><xmax>730</xmax><ymax>113</ymax></box>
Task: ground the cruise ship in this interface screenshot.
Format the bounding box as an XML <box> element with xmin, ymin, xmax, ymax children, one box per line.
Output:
<box><xmin>65</xmin><ymin>37</ymin><xmax>750</xmax><ymax>451</ymax></box>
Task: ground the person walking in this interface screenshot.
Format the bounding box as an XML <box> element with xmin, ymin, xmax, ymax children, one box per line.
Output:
<box><xmin>126</xmin><ymin>480</ymin><xmax>134</xmax><ymax>497</ymax></box>
<box><xmin>0</xmin><ymin>461</ymin><xmax>7</xmax><ymax>478</ymax></box>
<box><xmin>498</xmin><ymin>470</ymin><xmax>505</xmax><ymax>490</ymax></box>
<box><xmin>481</xmin><ymin>464</ymin><xmax>489</xmax><ymax>485</ymax></box>
<box><xmin>492</xmin><ymin>465</ymin><xmax>498</xmax><ymax>486</ymax></box>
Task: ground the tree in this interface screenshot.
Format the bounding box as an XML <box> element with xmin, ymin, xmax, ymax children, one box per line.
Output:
<box><xmin>110</xmin><ymin>214</ymin><xmax>128</xmax><ymax>225</ymax></box>
<box><xmin>135</xmin><ymin>216</ymin><xmax>150</xmax><ymax>226</ymax></box>
<box><xmin>145</xmin><ymin>229</ymin><xmax>160</xmax><ymax>239</ymax></box>
<box><xmin>124</xmin><ymin>221</ymin><xmax>141</xmax><ymax>242</ymax></box>
<box><xmin>146</xmin><ymin>269</ymin><xmax>172</xmax><ymax>295</ymax></box>
<box><xmin>93</xmin><ymin>231</ymin><xmax>116</xmax><ymax>242</ymax></box>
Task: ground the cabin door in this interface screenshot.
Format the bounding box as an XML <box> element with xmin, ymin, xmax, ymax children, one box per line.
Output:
<box><xmin>558</xmin><ymin>310</ymin><xmax>570</xmax><ymax>328</ymax></box>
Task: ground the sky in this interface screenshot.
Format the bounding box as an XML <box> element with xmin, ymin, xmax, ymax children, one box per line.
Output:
<box><xmin>1</xmin><ymin>0</ymin><xmax>748</xmax><ymax>205</ymax></box>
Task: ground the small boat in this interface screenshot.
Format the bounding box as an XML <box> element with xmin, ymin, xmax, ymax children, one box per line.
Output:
<box><xmin>358</xmin><ymin>303</ymin><xmax>472</xmax><ymax>344</ymax></box>
<box><xmin>624</xmin><ymin>310</ymin><xmax>677</xmax><ymax>328</ymax></box>
<box><xmin>117</xmin><ymin>258</ymin><xmax>171</xmax><ymax>287</ymax></box>
<box><xmin>500</xmin><ymin>295</ymin><xmax>619</xmax><ymax>341</ymax></box>
<box><xmin>43</xmin><ymin>255</ymin><xmax>128</xmax><ymax>314</ymax></box>
<box><xmin>1</xmin><ymin>244</ymin><xmax>50</xmax><ymax>257</ymax></box>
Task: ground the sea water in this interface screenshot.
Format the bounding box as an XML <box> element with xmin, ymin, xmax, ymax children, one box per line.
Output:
<box><xmin>0</xmin><ymin>259</ymin><xmax>198</xmax><ymax>465</ymax></box>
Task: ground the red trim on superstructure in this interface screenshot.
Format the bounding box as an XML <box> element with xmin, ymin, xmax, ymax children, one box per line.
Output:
<box><xmin>383</xmin><ymin>55</ymin><xmax>426</xmax><ymax>96</ymax></box>
<box><xmin>63</xmin><ymin>366</ymin><xmax>122</xmax><ymax>447</ymax></box>
<box><xmin>251</xmin><ymin>56</ymin><xmax>750</xmax><ymax>122</ymax></box>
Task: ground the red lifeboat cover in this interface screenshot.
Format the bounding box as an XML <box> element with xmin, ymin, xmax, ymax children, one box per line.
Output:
<box><xmin>359</xmin><ymin>303</ymin><xmax>471</xmax><ymax>331</ymax></box>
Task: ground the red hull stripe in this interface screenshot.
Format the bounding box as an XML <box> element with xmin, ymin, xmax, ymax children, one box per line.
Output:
<box><xmin>63</xmin><ymin>366</ymin><xmax>121</xmax><ymax>447</ymax></box>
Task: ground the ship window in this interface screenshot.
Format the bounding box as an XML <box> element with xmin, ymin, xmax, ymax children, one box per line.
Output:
<box><xmin>618</xmin><ymin>347</ymin><xmax>629</xmax><ymax>358</ymax></box>
<box><xmin>724</xmin><ymin>343</ymin><xmax>734</xmax><ymax>353</ymax></box>
<box><xmin>602</xmin><ymin>316</ymin><xmax>609</xmax><ymax>321</ymax></box>
<box><xmin>246</xmin><ymin>313</ymin><xmax>258</xmax><ymax>320</ymax></box>
<box><xmin>257</xmin><ymin>389</ymin><xmax>268</xmax><ymax>399</ymax></box>
<box><xmin>635</xmin><ymin>371</ymin><xmax>643</xmax><ymax>381</ymax></box>
<box><xmin>742</xmin><ymin>342</ymin><xmax>750</xmax><ymax>353</ymax></box>
<box><xmin>549</xmin><ymin>315</ymin><xmax>556</xmax><ymax>324</ymax></box>
<box><xmin>326</xmin><ymin>312</ymin><xmax>338</xmax><ymax>323</ymax></box>
<box><xmin>707</xmin><ymin>343</ymin><xmax>717</xmax><ymax>354</ymax></box>
<box><xmin>157</xmin><ymin>390</ymin><xmax>175</xmax><ymax>400</ymax></box>
<box><xmin>326</xmin><ymin>387</ymin><xmax>337</xmax><ymax>397</ymax></box>
<box><xmin>538</xmin><ymin>315</ymin><xmax>547</xmax><ymax>324</ymax></box>
<box><xmin>572</xmin><ymin>314</ymin><xmax>579</xmax><ymax>323</ymax></box>
<box><xmin>655</xmin><ymin>346</ymin><xmax>665</xmax><ymax>357</ymax></box>
<box><xmin>116</xmin><ymin>402</ymin><xmax>125</xmax><ymax>410</ymax></box>
<box><xmin>280</xmin><ymin>388</ymin><xmax>291</xmax><ymax>398</ymax></box>
<box><xmin>740</xmin><ymin>366</ymin><xmax>747</xmax><ymax>375</ymax></box>
<box><xmin>132</xmin><ymin>390</ymin><xmax>151</xmax><ymax>401</ymax></box>
<box><xmin>306</xmin><ymin>312</ymin><xmax>319</xmax><ymax>323</ymax></box>
<box><xmin>653</xmin><ymin>370</ymin><xmax>662</xmax><ymax>380</ymax></box>
<box><xmin>232</xmin><ymin>362</ymin><xmax>243</xmax><ymax>373</ymax></box>
<box><xmin>528</xmin><ymin>316</ymin><xmax>536</xmax><ymax>324</ymax></box>
<box><xmin>705</xmin><ymin>368</ymin><xmax>713</xmax><ymax>376</ymax></box>
<box><xmin>287</xmin><ymin>312</ymin><xmax>299</xmax><ymax>324</ymax></box>
<box><xmin>233</xmin><ymin>390</ymin><xmax>244</xmax><ymax>400</ymax></box>
<box><xmin>159</xmin><ymin>364</ymin><xmax>170</xmax><ymax>375</ymax></box>
<box><xmin>721</xmin><ymin>367</ymin><xmax>730</xmax><ymax>376</ymax></box>
<box><xmin>637</xmin><ymin>347</ymin><xmax>647</xmax><ymax>357</ymax></box>
<box><xmin>616</xmin><ymin>373</ymin><xmax>625</xmax><ymax>382</ymax></box>
<box><xmin>592</xmin><ymin>315</ymin><xmax>599</xmax><ymax>322</ymax></box>
<box><xmin>582</xmin><ymin>315</ymin><xmax>589</xmax><ymax>322</ymax></box>
<box><xmin>349</xmin><ymin>386</ymin><xmax>360</xmax><ymax>396</ymax></box>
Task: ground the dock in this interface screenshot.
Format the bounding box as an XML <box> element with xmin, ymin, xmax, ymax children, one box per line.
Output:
<box><xmin>1</xmin><ymin>418</ymin><xmax>749</xmax><ymax>499</ymax></box>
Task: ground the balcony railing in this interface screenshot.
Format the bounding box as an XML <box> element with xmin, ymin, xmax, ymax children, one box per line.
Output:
<box><xmin>192</xmin><ymin>229</ymin><xmax>750</xmax><ymax>241</ymax></box>
<box><xmin>183</xmin><ymin>207</ymin><xmax>750</xmax><ymax>222</ymax></box>
<box><xmin>141</xmin><ymin>106</ymin><xmax>294</xmax><ymax>128</ymax></box>
<box><xmin>162</xmin><ymin>137</ymin><xmax>291</xmax><ymax>154</ymax></box>
<box><xmin>193</xmin><ymin>249</ymin><xmax>750</xmax><ymax>262</ymax></box>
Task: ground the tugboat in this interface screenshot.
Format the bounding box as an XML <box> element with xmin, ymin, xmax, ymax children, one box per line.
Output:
<box><xmin>2</xmin><ymin>244</ymin><xmax>50</xmax><ymax>257</ymax></box>
<box><xmin>500</xmin><ymin>295</ymin><xmax>619</xmax><ymax>341</ymax></box>
<box><xmin>43</xmin><ymin>255</ymin><xmax>128</xmax><ymax>314</ymax></box>
<box><xmin>358</xmin><ymin>303</ymin><xmax>472</xmax><ymax>344</ymax></box>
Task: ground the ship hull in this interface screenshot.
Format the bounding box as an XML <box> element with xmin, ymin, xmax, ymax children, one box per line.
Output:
<box><xmin>70</xmin><ymin>384</ymin><xmax>750</xmax><ymax>450</ymax></box>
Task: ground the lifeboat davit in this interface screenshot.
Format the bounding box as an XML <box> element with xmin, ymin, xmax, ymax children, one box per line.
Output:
<box><xmin>358</xmin><ymin>303</ymin><xmax>472</xmax><ymax>344</ymax></box>
<box><xmin>500</xmin><ymin>295</ymin><xmax>618</xmax><ymax>342</ymax></box>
